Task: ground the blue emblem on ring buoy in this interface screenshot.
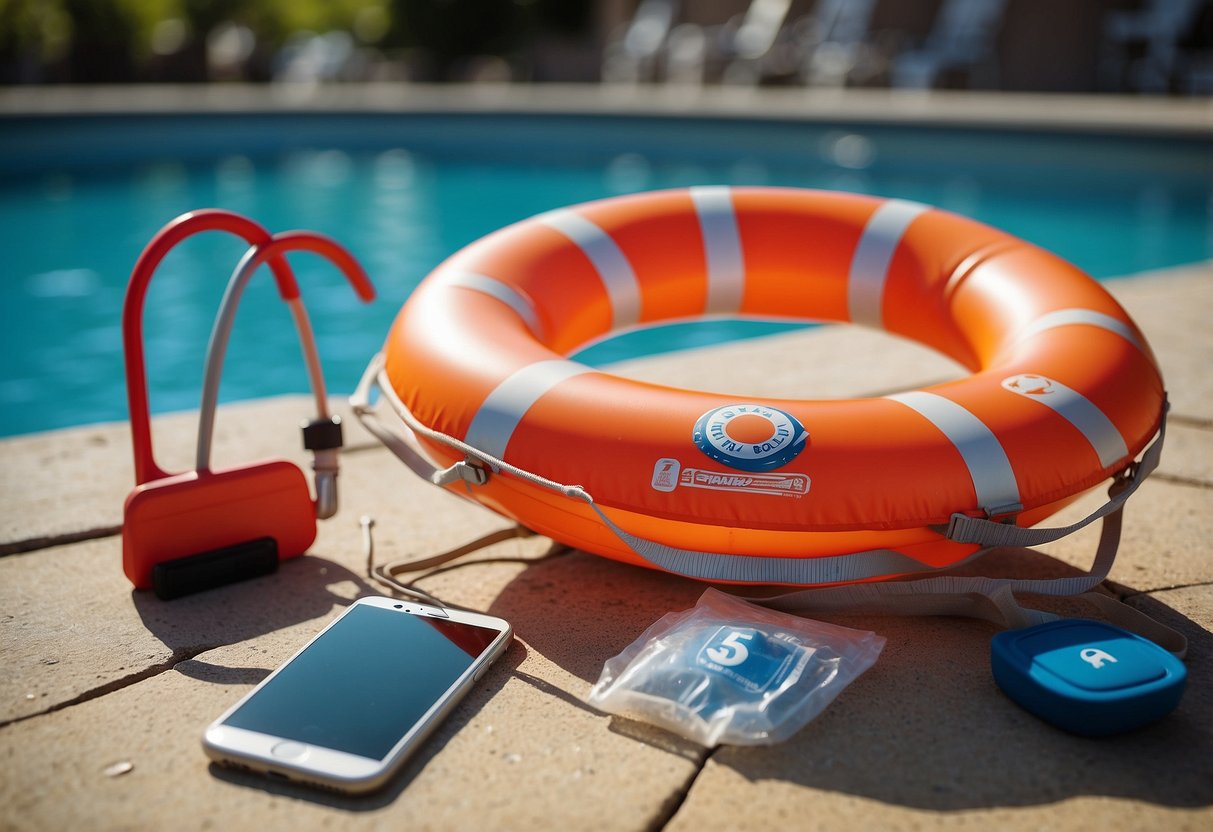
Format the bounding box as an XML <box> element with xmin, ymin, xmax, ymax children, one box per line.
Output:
<box><xmin>692</xmin><ymin>403</ymin><xmax>808</xmax><ymax>472</ymax></box>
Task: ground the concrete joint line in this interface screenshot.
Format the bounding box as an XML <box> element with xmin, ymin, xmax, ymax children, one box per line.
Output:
<box><xmin>510</xmin><ymin>670</ymin><xmax>602</xmax><ymax>717</ymax></box>
<box><xmin>1168</xmin><ymin>413</ymin><xmax>1213</xmax><ymax>431</ymax></box>
<box><xmin>1117</xmin><ymin>579</ymin><xmax>1213</xmax><ymax>601</ymax></box>
<box><xmin>0</xmin><ymin>525</ymin><xmax>122</xmax><ymax>558</ymax></box>
<box><xmin>0</xmin><ymin>646</ymin><xmax>211</xmax><ymax>730</ymax></box>
<box><xmin>1152</xmin><ymin>472</ymin><xmax>1213</xmax><ymax>490</ymax></box>
<box><xmin>650</xmin><ymin>747</ymin><xmax>715</xmax><ymax>832</ymax></box>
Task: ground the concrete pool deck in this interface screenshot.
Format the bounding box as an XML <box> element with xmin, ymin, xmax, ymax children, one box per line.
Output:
<box><xmin>1</xmin><ymin>254</ymin><xmax>1210</xmax><ymax>830</ymax></box>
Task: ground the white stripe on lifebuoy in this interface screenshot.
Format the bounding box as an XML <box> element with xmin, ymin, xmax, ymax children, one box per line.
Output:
<box><xmin>446</xmin><ymin>271</ymin><xmax>544</xmax><ymax>339</ymax></box>
<box><xmin>1001</xmin><ymin>374</ymin><xmax>1129</xmax><ymax>468</ymax></box>
<box><xmin>465</xmin><ymin>360</ymin><xmax>594</xmax><ymax>459</ymax></box>
<box><xmin>539</xmin><ymin>209</ymin><xmax>641</xmax><ymax>329</ymax></box>
<box><xmin>1013</xmin><ymin>308</ymin><xmax>1145</xmax><ymax>353</ymax></box>
<box><xmin>690</xmin><ymin>186</ymin><xmax>745</xmax><ymax>314</ymax></box>
<box><xmin>848</xmin><ymin>199</ymin><xmax>930</xmax><ymax>328</ymax></box>
<box><xmin>886</xmin><ymin>390</ymin><xmax>1021</xmax><ymax>513</ymax></box>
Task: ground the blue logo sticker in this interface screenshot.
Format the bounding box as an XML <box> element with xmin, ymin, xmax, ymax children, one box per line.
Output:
<box><xmin>692</xmin><ymin>403</ymin><xmax>808</xmax><ymax>472</ymax></box>
<box><xmin>696</xmin><ymin>626</ymin><xmax>808</xmax><ymax>694</ymax></box>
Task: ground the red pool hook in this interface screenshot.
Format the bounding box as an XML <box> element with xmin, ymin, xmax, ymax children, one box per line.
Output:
<box><xmin>123</xmin><ymin>209</ymin><xmax>303</xmax><ymax>484</ymax></box>
<box><xmin>121</xmin><ymin>212</ymin><xmax>375</xmax><ymax>598</ymax></box>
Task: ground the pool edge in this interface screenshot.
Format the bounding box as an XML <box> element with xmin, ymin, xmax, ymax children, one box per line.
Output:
<box><xmin>2</xmin><ymin>83</ymin><xmax>1211</xmax><ymax>138</ymax></box>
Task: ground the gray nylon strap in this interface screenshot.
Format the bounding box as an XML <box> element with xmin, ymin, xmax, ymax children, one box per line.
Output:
<box><xmin>758</xmin><ymin>501</ymin><xmax>1186</xmax><ymax>658</ymax></box>
<box><xmin>352</xmin><ymin>353</ymin><xmax>967</xmax><ymax>587</ymax></box>
<box><xmin>352</xmin><ymin>353</ymin><xmax>1180</xmax><ymax>654</ymax></box>
<box><xmin>1078</xmin><ymin>591</ymin><xmax>1188</xmax><ymax>657</ymax></box>
<box><xmin>581</xmin><ymin>500</ymin><xmax>947</xmax><ymax>586</ymax></box>
<box><xmin>760</xmin><ymin>577</ymin><xmax>1055</xmax><ymax>631</ymax></box>
<box><xmin>350</xmin><ymin>353</ymin><xmax>479</xmax><ymax>487</ymax></box>
<box><xmin>755</xmin><ymin>498</ymin><xmax>1123</xmax><ymax>615</ymax></box>
<box><xmin>764</xmin><ymin>514</ymin><xmax>1129</xmax><ymax>618</ymax></box>
<box><xmin>350</xmin><ymin>367</ymin><xmax>440</xmax><ymax>481</ymax></box>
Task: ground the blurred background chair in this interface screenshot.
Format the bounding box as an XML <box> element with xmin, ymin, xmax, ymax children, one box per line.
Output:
<box><xmin>890</xmin><ymin>0</ymin><xmax>1008</xmax><ymax>89</ymax></box>
<box><xmin>1101</xmin><ymin>0</ymin><xmax>1213</xmax><ymax>92</ymax></box>
<box><xmin>5</xmin><ymin>0</ymin><xmax>1210</xmax><ymax>94</ymax></box>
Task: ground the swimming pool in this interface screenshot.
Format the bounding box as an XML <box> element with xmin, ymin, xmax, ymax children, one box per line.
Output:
<box><xmin>2</xmin><ymin>110</ymin><xmax>1210</xmax><ymax>437</ymax></box>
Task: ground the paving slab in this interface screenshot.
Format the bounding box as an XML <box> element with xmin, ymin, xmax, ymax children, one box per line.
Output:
<box><xmin>1161</xmin><ymin>420</ymin><xmax>1213</xmax><ymax>486</ymax></box>
<box><xmin>2</xmin><ymin>260</ymin><xmax>1211</xmax><ymax>831</ymax></box>
<box><xmin>1105</xmin><ymin>261</ymin><xmax>1213</xmax><ymax>422</ymax></box>
<box><xmin>1027</xmin><ymin>477</ymin><xmax>1213</xmax><ymax>593</ymax></box>
<box><xmin>1</xmin><ymin>516</ymin><xmax>718</xmax><ymax>831</ymax></box>
<box><xmin>0</xmin><ymin>606</ymin><xmax>705</xmax><ymax>832</ymax></box>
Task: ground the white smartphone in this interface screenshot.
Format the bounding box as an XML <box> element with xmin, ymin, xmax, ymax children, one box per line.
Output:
<box><xmin>202</xmin><ymin>595</ymin><xmax>513</xmax><ymax>794</ymax></box>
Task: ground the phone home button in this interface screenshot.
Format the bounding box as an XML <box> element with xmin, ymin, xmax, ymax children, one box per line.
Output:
<box><xmin>271</xmin><ymin>741</ymin><xmax>309</xmax><ymax>760</ymax></box>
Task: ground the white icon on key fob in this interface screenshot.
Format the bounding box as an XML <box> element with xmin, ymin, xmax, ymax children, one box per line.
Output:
<box><xmin>1080</xmin><ymin>647</ymin><xmax>1118</xmax><ymax>670</ymax></box>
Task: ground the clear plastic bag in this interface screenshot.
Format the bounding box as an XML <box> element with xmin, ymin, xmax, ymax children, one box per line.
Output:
<box><xmin>587</xmin><ymin>588</ymin><xmax>885</xmax><ymax>746</ymax></box>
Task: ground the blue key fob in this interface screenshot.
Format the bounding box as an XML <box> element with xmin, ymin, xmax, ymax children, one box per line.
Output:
<box><xmin>991</xmin><ymin>619</ymin><xmax>1186</xmax><ymax>737</ymax></box>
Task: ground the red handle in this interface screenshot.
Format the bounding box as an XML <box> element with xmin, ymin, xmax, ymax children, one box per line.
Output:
<box><xmin>240</xmin><ymin>230</ymin><xmax>376</xmax><ymax>302</ymax></box>
<box><xmin>123</xmin><ymin>210</ymin><xmax>303</xmax><ymax>485</ymax></box>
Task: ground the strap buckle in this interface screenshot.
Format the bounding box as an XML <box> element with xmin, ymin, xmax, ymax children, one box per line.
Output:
<box><xmin>432</xmin><ymin>458</ymin><xmax>489</xmax><ymax>487</ymax></box>
<box><xmin>1110</xmin><ymin>461</ymin><xmax>1139</xmax><ymax>497</ymax></box>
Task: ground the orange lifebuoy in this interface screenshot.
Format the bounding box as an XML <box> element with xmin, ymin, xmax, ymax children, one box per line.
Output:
<box><xmin>371</xmin><ymin>187</ymin><xmax>1165</xmax><ymax>586</ymax></box>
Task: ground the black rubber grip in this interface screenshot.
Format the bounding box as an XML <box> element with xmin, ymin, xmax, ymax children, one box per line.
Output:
<box><xmin>302</xmin><ymin>416</ymin><xmax>343</xmax><ymax>451</ymax></box>
<box><xmin>151</xmin><ymin>537</ymin><xmax>278</xmax><ymax>600</ymax></box>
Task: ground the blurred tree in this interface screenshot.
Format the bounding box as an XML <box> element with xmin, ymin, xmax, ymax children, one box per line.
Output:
<box><xmin>63</xmin><ymin>0</ymin><xmax>141</xmax><ymax>81</ymax></box>
<box><xmin>385</xmin><ymin>0</ymin><xmax>592</xmax><ymax>80</ymax></box>
<box><xmin>0</xmin><ymin>0</ymin><xmax>591</xmax><ymax>83</ymax></box>
<box><xmin>386</xmin><ymin>0</ymin><xmax>527</xmax><ymax>80</ymax></box>
<box><xmin>0</xmin><ymin>0</ymin><xmax>393</xmax><ymax>82</ymax></box>
<box><xmin>0</xmin><ymin>0</ymin><xmax>73</xmax><ymax>82</ymax></box>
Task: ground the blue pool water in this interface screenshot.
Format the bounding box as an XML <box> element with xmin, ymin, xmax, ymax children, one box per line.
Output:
<box><xmin>1</xmin><ymin>113</ymin><xmax>1210</xmax><ymax>437</ymax></box>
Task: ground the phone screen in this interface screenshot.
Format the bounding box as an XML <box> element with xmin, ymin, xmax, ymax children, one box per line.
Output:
<box><xmin>220</xmin><ymin>604</ymin><xmax>501</xmax><ymax>761</ymax></box>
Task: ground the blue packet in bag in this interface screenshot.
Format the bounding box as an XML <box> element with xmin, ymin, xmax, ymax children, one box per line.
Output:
<box><xmin>587</xmin><ymin>589</ymin><xmax>885</xmax><ymax>746</ymax></box>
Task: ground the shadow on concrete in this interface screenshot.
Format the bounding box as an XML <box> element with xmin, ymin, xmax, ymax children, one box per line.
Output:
<box><xmin>132</xmin><ymin>552</ymin><xmax>379</xmax><ymax>655</ymax></box>
<box><xmin>481</xmin><ymin>545</ymin><xmax>1213</xmax><ymax>811</ymax></box>
<box><xmin>710</xmin><ymin>591</ymin><xmax>1212</xmax><ymax>812</ymax></box>
<box><xmin>175</xmin><ymin>660</ymin><xmax>272</xmax><ymax>687</ymax></box>
<box><xmin>486</xmin><ymin>550</ymin><xmax>707</xmax><ymax>684</ymax></box>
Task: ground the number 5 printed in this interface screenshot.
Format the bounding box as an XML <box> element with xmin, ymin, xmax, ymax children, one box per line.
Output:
<box><xmin>704</xmin><ymin>629</ymin><xmax>754</xmax><ymax>667</ymax></box>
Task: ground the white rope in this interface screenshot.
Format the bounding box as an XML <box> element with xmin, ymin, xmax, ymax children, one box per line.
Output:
<box><xmin>351</xmin><ymin>353</ymin><xmax>588</xmax><ymax>500</ymax></box>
